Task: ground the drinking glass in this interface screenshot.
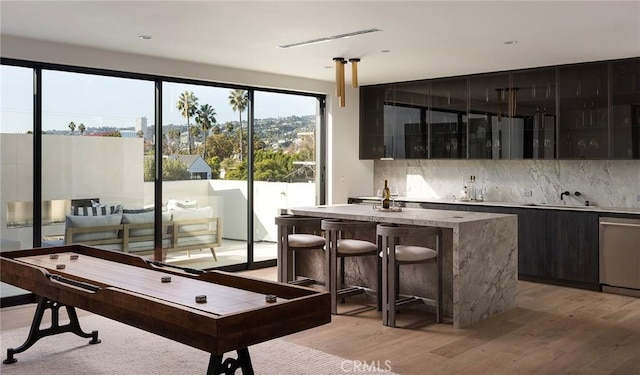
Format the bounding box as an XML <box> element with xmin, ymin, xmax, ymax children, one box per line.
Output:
<box><xmin>376</xmin><ymin>189</ymin><xmax>384</xmax><ymax>206</ymax></box>
<box><xmin>389</xmin><ymin>187</ymin><xmax>399</xmax><ymax>208</ymax></box>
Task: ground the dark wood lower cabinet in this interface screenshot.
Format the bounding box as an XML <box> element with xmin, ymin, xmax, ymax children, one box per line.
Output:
<box><xmin>547</xmin><ymin>211</ymin><xmax>599</xmax><ymax>287</ymax></box>
<box><xmin>448</xmin><ymin>204</ymin><xmax>600</xmax><ymax>290</ymax></box>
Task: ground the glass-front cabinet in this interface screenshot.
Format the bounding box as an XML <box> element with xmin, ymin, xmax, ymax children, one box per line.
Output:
<box><xmin>359</xmin><ymin>57</ymin><xmax>639</xmax><ymax>160</ymax></box>
<box><xmin>611</xmin><ymin>58</ymin><xmax>640</xmax><ymax>159</ymax></box>
<box><xmin>360</xmin><ymin>83</ymin><xmax>428</xmax><ymax>159</ymax></box>
<box><xmin>468</xmin><ymin>73</ymin><xmax>510</xmax><ymax>159</ymax></box>
<box><xmin>359</xmin><ymin>86</ymin><xmax>386</xmax><ymax>159</ymax></box>
<box><xmin>511</xmin><ymin>68</ymin><xmax>557</xmax><ymax>159</ymax></box>
<box><xmin>387</xmin><ymin>82</ymin><xmax>428</xmax><ymax>159</ymax></box>
<box><xmin>430</xmin><ymin>78</ymin><xmax>467</xmax><ymax>159</ymax></box>
<box><xmin>557</xmin><ymin>62</ymin><xmax>609</xmax><ymax>159</ymax></box>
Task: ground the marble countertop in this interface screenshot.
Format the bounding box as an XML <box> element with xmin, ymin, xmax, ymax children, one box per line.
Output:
<box><xmin>288</xmin><ymin>204</ymin><xmax>515</xmax><ymax>229</ymax></box>
<box><xmin>351</xmin><ymin>196</ymin><xmax>640</xmax><ymax>215</ymax></box>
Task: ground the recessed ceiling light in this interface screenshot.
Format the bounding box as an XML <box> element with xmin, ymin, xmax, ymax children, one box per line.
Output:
<box><xmin>139</xmin><ymin>35</ymin><xmax>152</xmax><ymax>40</ymax></box>
<box><xmin>504</xmin><ymin>40</ymin><xmax>518</xmax><ymax>45</ymax></box>
<box><xmin>277</xmin><ymin>28</ymin><xmax>382</xmax><ymax>49</ymax></box>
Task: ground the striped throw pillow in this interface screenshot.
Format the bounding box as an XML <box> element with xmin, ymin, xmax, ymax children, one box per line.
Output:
<box><xmin>71</xmin><ymin>204</ymin><xmax>123</xmax><ymax>216</ymax></box>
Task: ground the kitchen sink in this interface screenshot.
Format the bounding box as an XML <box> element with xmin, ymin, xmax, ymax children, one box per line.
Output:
<box><xmin>524</xmin><ymin>203</ymin><xmax>595</xmax><ymax>209</ymax></box>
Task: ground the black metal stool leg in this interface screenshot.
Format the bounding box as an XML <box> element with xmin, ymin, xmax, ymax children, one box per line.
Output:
<box><xmin>3</xmin><ymin>295</ymin><xmax>100</xmax><ymax>364</ymax></box>
<box><xmin>208</xmin><ymin>348</ymin><xmax>254</xmax><ymax>375</ymax></box>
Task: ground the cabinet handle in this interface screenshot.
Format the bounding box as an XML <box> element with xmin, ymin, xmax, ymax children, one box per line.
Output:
<box><xmin>600</xmin><ymin>221</ymin><xmax>640</xmax><ymax>228</ymax></box>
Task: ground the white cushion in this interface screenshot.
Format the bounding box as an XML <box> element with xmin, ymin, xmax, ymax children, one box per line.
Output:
<box><xmin>171</xmin><ymin>207</ymin><xmax>213</xmax><ymax>232</ymax></box>
<box><xmin>288</xmin><ymin>233</ymin><xmax>325</xmax><ymax>248</ymax></box>
<box><xmin>380</xmin><ymin>245</ymin><xmax>437</xmax><ymax>263</ymax></box>
<box><xmin>337</xmin><ymin>239</ymin><xmax>377</xmax><ymax>255</ymax></box>
<box><xmin>167</xmin><ymin>199</ymin><xmax>198</xmax><ymax>211</ymax></box>
<box><xmin>65</xmin><ymin>213</ymin><xmax>122</xmax><ymax>242</ymax></box>
<box><xmin>122</xmin><ymin>211</ymin><xmax>172</xmax><ymax>237</ymax></box>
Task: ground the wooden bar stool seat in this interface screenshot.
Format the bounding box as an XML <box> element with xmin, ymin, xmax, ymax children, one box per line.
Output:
<box><xmin>377</xmin><ymin>223</ymin><xmax>443</xmax><ymax>327</ymax></box>
<box><xmin>275</xmin><ymin>215</ymin><xmax>325</xmax><ymax>286</ymax></box>
<box><xmin>321</xmin><ymin>219</ymin><xmax>380</xmax><ymax>315</ymax></box>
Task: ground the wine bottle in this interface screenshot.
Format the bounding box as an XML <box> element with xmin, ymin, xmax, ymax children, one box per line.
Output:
<box><xmin>382</xmin><ymin>180</ymin><xmax>391</xmax><ymax>209</ymax></box>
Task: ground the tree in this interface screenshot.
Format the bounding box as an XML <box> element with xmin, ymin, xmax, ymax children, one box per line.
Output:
<box><xmin>228</xmin><ymin>89</ymin><xmax>248</xmax><ymax>161</ymax></box>
<box><xmin>176</xmin><ymin>91</ymin><xmax>198</xmax><ymax>154</ymax></box>
<box><xmin>136</xmin><ymin>130</ymin><xmax>144</xmax><ymax>138</ymax></box>
<box><xmin>68</xmin><ymin>121</ymin><xmax>76</xmax><ymax>135</ymax></box>
<box><xmin>195</xmin><ymin>104</ymin><xmax>217</xmax><ymax>159</ymax></box>
<box><xmin>206</xmin><ymin>133</ymin><xmax>235</xmax><ymax>161</ymax></box>
<box><xmin>143</xmin><ymin>157</ymin><xmax>191</xmax><ymax>182</ymax></box>
<box><xmin>167</xmin><ymin>128</ymin><xmax>181</xmax><ymax>154</ymax></box>
<box><xmin>78</xmin><ymin>123</ymin><xmax>86</xmax><ymax>136</ymax></box>
<box><xmin>104</xmin><ymin>130</ymin><xmax>121</xmax><ymax>137</ymax></box>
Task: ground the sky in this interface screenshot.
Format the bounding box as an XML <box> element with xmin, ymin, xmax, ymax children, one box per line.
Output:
<box><xmin>0</xmin><ymin>65</ymin><xmax>319</xmax><ymax>133</ymax></box>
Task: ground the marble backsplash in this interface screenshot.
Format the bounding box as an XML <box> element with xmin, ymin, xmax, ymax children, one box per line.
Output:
<box><xmin>374</xmin><ymin>159</ymin><xmax>640</xmax><ymax>209</ymax></box>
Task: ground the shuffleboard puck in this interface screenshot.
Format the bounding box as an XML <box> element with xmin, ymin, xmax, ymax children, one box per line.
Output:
<box><xmin>70</xmin><ymin>254</ymin><xmax>79</xmax><ymax>260</ymax></box>
<box><xmin>195</xmin><ymin>295</ymin><xmax>207</xmax><ymax>303</ymax></box>
<box><xmin>161</xmin><ymin>276</ymin><xmax>172</xmax><ymax>283</ymax></box>
<box><xmin>49</xmin><ymin>254</ymin><xmax>59</xmax><ymax>259</ymax></box>
<box><xmin>265</xmin><ymin>294</ymin><xmax>277</xmax><ymax>303</ymax></box>
<box><xmin>56</xmin><ymin>264</ymin><xmax>66</xmax><ymax>269</ymax></box>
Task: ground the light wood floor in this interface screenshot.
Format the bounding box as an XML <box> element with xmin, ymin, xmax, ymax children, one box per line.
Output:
<box><xmin>2</xmin><ymin>268</ymin><xmax>640</xmax><ymax>375</ymax></box>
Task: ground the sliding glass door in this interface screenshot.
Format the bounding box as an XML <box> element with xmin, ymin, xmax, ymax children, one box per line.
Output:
<box><xmin>0</xmin><ymin>65</ymin><xmax>34</xmax><ymax>300</ymax></box>
<box><xmin>41</xmin><ymin>70</ymin><xmax>155</xmax><ymax>257</ymax></box>
<box><xmin>252</xmin><ymin>91</ymin><xmax>322</xmax><ymax>264</ymax></box>
<box><xmin>162</xmin><ymin>82</ymin><xmax>247</xmax><ymax>269</ymax></box>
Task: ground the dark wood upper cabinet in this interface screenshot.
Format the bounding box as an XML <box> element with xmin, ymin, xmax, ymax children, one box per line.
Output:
<box><xmin>558</xmin><ymin>62</ymin><xmax>609</xmax><ymax>159</ymax></box>
<box><xmin>359</xmin><ymin>57</ymin><xmax>639</xmax><ymax>160</ymax></box>
<box><xmin>611</xmin><ymin>58</ymin><xmax>640</xmax><ymax>159</ymax></box>
<box><xmin>468</xmin><ymin>73</ymin><xmax>510</xmax><ymax>159</ymax></box>
<box><xmin>511</xmin><ymin>68</ymin><xmax>557</xmax><ymax>159</ymax></box>
<box><xmin>429</xmin><ymin>77</ymin><xmax>467</xmax><ymax>159</ymax></box>
<box><xmin>359</xmin><ymin>86</ymin><xmax>386</xmax><ymax>159</ymax></box>
<box><xmin>387</xmin><ymin>82</ymin><xmax>428</xmax><ymax>159</ymax></box>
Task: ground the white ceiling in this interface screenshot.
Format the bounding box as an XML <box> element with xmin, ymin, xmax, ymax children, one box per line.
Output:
<box><xmin>1</xmin><ymin>1</ymin><xmax>639</xmax><ymax>86</ymax></box>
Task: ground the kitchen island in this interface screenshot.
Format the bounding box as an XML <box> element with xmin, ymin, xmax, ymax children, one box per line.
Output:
<box><xmin>285</xmin><ymin>204</ymin><xmax>518</xmax><ymax>328</ymax></box>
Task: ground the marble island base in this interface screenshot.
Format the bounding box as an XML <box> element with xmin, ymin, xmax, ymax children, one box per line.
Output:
<box><xmin>286</xmin><ymin>204</ymin><xmax>518</xmax><ymax>328</ymax></box>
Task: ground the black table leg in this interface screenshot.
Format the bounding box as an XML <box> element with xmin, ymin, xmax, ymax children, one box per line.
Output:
<box><xmin>3</xmin><ymin>295</ymin><xmax>100</xmax><ymax>364</ymax></box>
<box><xmin>207</xmin><ymin>347</ymin><xmax>254</xmax><ymax>375</ymax></box>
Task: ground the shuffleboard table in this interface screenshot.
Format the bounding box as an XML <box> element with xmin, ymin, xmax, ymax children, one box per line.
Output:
<box><xmin>0</xmin><ymin>245</ymin><xmax>331</xmax><ymax>374</ymax></box>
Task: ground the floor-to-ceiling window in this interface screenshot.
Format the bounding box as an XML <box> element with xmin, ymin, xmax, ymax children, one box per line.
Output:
<box><xmin>252</xmin><ymin>91</ymin><xmax>321</xmax><ymax>264</ymax></box>
<box><xmin>0</xmin><ymin>65</ymin><xmax>34</xmax><ymax>300</ymax></box>
<box><xmin>40</xmin><ymin>70</ymin><xmax>155</xmax><ymax>258</ymax></box>
<box><xmin>161</xmin><ymin>82</ymin><xmax>248</xmax><ymax>269</ymax></box>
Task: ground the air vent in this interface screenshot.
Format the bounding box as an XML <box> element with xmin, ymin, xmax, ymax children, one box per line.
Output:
<box><xmin>277</xmin><ymin>28</ymin><xmax>382</xmax><ymax>49</ymax></box>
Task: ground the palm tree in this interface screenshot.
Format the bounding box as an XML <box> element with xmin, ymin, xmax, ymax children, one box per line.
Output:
<box><xmin>167</xmin><ymin>128</ymin><xmax>181</xmax><ymax>154</ymax></box>
<box><xmin>78</xmin><ymin>123</ymin><xmax>86</xmax><ymax>136</ymax></box>
<box><xmin>195</xmin><ymin>104</ymin><xmax>217</xmax><ymax>159</ymax></box>
<box><xmin>228</xmin><ymin>89</ymin><xmax>248</xmax><ymax>161</ymax></box>
<box><xmin>68</xmin><ymin>121</ymin><xmax>76</xmax><ymax>135</ymax></box>
<box><xmin>176</xmin><ymin>91</ymin><xmax>199</xmax><ymax>154</ymax></box>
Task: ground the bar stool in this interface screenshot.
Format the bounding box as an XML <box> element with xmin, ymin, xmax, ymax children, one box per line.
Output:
<box><xmin>377</xmin><ymin>224</ymin><xmax>443</xmax><ymax>327</ymax></box>
<box><xmin>275</xmin><ymin>215</ymin><xmax>325</xmax><ymax>286</ymax></box>
<box><xmin>321</xmin><ymin>219</ymin><xmax>380</xmax><ymax>315</ymax></box>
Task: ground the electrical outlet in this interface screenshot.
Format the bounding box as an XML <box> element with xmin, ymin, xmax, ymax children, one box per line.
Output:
<box><xmin>522</xmin><ymin>189</ymin><xmax>533</xmax><ymax>197</ymax></box>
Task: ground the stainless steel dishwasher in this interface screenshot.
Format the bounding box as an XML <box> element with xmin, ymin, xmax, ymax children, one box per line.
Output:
<box><xmin>599</xmin><ymin>217</ymin><xmax>640</xmax><ymax>297</ymax></box>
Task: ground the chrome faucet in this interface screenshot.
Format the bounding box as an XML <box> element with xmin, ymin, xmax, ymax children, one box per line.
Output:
<box><xmin>560</xmin><ymin>191</ymin><xmax>570</xmax><ymax>201</ymax></box>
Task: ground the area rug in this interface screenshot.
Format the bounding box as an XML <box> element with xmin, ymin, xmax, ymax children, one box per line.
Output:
<box><xmin>0</xmin><ymin>314</ymin><xmax>396</xmax><ymax>374</ymax></box>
